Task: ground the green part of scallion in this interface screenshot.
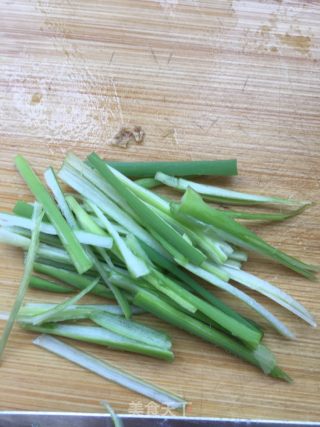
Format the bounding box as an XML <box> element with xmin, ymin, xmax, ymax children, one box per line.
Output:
<box><xmin>156</xmin><ymin>172</ymin><xmax>309</xmax><ymax>207</ymax></box>
<box><xmin>172</xmin><ymin>189</ymin><xmax>319</xmax><ymax>280</ymax></box>
<box><xmin>44</xmin><ymin>167</ymin><xmax>78</xmax><ymax>228</ymax></box>
<box><xmin>22</xmin><ymin>323</ymin><xmax>174</xmax><ymax>361</ymax></box>
<box><xmin>138</xmin><ymin>241</ymin><xmax>263</xmax><ymax>336</ymax></box>
<box><xmin>18</xmin><ymin>303</ymin><xmax>143</xmax><ymax>324</ymax></box>
<box><xmin>86</xmin><ymin>246</ymin><xmax>133</xmax><ymax>320</ymax></box>
<box><xmin>58</xmin><ymin>163</ymin><xmax>164</xmax><ymax>255</ymax></box>
<box><xmin>182</xmin><ymin>262</ymin><xmax>295</xmax><ymax>339</ymax></box>
<box><xmin>0</xmin><ymin>203</ymin><xmax>43</xmax><ymax>360</ymax></box>
<box><xmin>15</xmin><ymin>155</ymin><xmax>92</xmax><ymax>274</ymax></box>
<box><xmin>65</xmin><ymin>153</ymin><xmax>137</xmax><ymax>219</ymax></box>
<box><xmin>106</xmin><ymin>165</ymin><xmax>171</xmax><ymax>215</ymax></box>
<box><xmin>90</xmin><ymin>311</ymin><xmax>172</xmax><ymax>350</ymax></box>
<box><xmin>133</xmin><ymin>289</ymin><xmax>290</xmax><ymax>381</ymax></box>
<box><xmin>29</xmin><ymin>277</ymin><xmax>100</xmax><ymax>325</ymax></box>
<box><xmin>151</xmin><ymin>270</ymin><xmax>263</xmax><ymax>348</ymax></box>
<box><xmin>13</xmin><ymin>200</ymin><xmax>49</xmax><ymax>222</ymax></box>
<box><xmin>18</xmin><ymin>305</ymin><xmax>95</xmax><ymax>324</ymax></box>
<box><xmin>36</xmin><ymin>244</ymin><xmax>75</xmax><ymax>265</ymax></box>
<box><xmin>66</xmin><ymin>196</ymin><xmax>106</xmax><ymax>237</ymax></box>
<box><xmin>30</xmin><ymin>275</ymin><xmax>74</xmax><ymax>293</ymax></box>
<box><xmin>66</xmin><ymin>195</ymin><xmax>118</xmax><ymax>267</ymax></box>
<box><xmin>270</xmin><ymin>366</ymin><xmax>293</xmax><ymax>383</ymax></box>
<box><xmin>89</xmin><ymin>202</ymin><xmax>150</xmax><ymax>279</ymax></box>
<box><xmin>134</xmin><ymin>178</ymin><xmax>162</xmax><ymax>189</ymax></box>
<box><xmin>64</xmin><ymin>195</ymin><xmax>131</xmax><ymax>319</ymax></box>
<box><xmin>125</xmin><ymin>234</ymin><xmax>152</xmax><ymax>266</ymax></box>
<box><xmin>33</xmin><ymin>263</ymin><xmax>114</xmax><ymax>299</ymax></box>
<box><xmin>87</xmin><ymin>153</ymin><xmax>206</xmax><ymax>266</ymax></box>
<box><xmin>11</xmin><ymin>226</ymin><xmax>63</xmax><ymax>248</ymax></box>
<box><xmin>145</xmin><ymin>272</ymin><xmax>198</xmax><ymax>314</ymax></box>
<box><xmin>222</xmin><ymin>206</ymin><xmax>308</xmax><ymax>222</ymax></box>
<box><xmin>105</xmin><ymin>159</ymin><xmax>238</xmax><ymax>178</ymax></box>
<box><xmin>66</xmin><ymin>195</ymin><xmax>120</xmax><ymax>268</ymax></box>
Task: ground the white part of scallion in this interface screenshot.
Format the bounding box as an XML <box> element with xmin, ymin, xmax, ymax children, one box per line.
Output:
<box><xmin>58</xmin><ymin>164</ymin><xmax>166</xmax><ymax>255</ymax></box>
<box><xmin>228</xmin><ymin>250</ymin><xmax>248</xmax><ymax>262</ymax></box>
<box><xmin>88</xmin><ymin>202</ymin><xmax>150</xmax><ymax>279</ymax></box>
<box><xmin>33</xmin><ymin>334</ymin><xmax>186</xmax><ymax>409</ymax></box>
<box><xmin>90</xmin><ymin>311</ymin><xmax>172</xmax><ymax>350</ymax></box>
<box><xmin>29</xmin><ymin>277</ymin><xmax>100</xmax><ymax>325</ymax></box>
<box><xmin>44</xmin><ymin>167</ymin><xmax>78</xmax><ymax>228</ymax></box>
<box><xmin>100</xmin><ymin>400</ymin><xmax>123</xmax><ymax>427</ymax></box>
<box><xmin>0</xmin><ymin>228</ymin><xmax>30</xmax><ymax>249</ymax></box>
<box><xmin>223</xmin><ymin>260</ymin><xmax>242</xmax><ymax>270</ymax></box>
<box><xmin>221</xmin><ymin>265</ymin><xmax>316</xmax><ymax>327</ymax></box>
<box><xmin>253</xmin><ymin>345</ymin><xmax>276</xmax><ymax>375</ymax></box>
<box><xmin>156</xmin><ymin>172</ymin><xmax>307</xmax><ymax>206</ymax></box>
<box><xmin>66</xmin><ymin>154</ymin><xmax>171</xmax><ymax>216</ymax></box>
<box><xmin>109</xmin><ymin>165</ymin><xmax>170</xmax><ymax>214</ymax></box>
<box><xmin>0</xmin><ymin>313</ymin><xmax>9</xmax><ymax>320</ymax></box>
<box><xmin>0</xmin><ymin>213</ymin><xmax>113</xmax><ymax>249</ymax></box>
<box><xmin>37</xmin><ymin>244</ymin><xmax>72</xmax><ymax>264</ymax></box>
<box><xmin>182</xmin><ymin>262</ymin><xmax>295</xmax><ymax>339</ymax></box>
<box><xmin>64</xmin><ymin>153</ymin><xmax>136</xmax><ymax>219</ymax></box>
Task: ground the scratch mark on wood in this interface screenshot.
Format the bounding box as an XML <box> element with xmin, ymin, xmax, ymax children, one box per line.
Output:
<box><xmin>167</xmin><ymin>51</ymin><xmax>173</xmax><ymax>65</ymax></box>
<box><xmin>109</xmin><ymin>51</ymin><xmax>115</xmax><ymax>65</ymax></box>
<box><xmin>110</xmin><ymin>77</ymin><xmax>124</xmax><ymax>125</ymax></box>
<box><xmin>173</xmin><ymin>128</ymin><xmax>179</xmax><ymax>145</ymax></box>
<box><xmin>206</xmin><ymin>118</ymin><xmax>219</xmax><ymax>134</ymax></box>
<box><xmin>162</xmin><ymin>126</ymin><xmax>179</xmax><ymax>144</ymax></box>
<box><xmin>162</xmin><ymin>128</ymin><xmax>174</xmax><ymax>139</ymax></box>
<box><xmin>242</xmin><ymin>76</ymin><xmax>249</xmax><ymax>92</ymax></box>
<box><xmin>194</xmin><ymin>122</ymin><xmax>205</xmax><ymax>130</ymax></box>
<box><xmin>150</xmin><ymin>47</ymin><xmax>160</xmax><ymax>68</ymax></box>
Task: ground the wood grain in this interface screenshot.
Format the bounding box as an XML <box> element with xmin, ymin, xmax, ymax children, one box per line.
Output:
<box><xmin>0</xmin><ymin>0</ymin><xmax>319</xmax><ymax>421</ymax></box>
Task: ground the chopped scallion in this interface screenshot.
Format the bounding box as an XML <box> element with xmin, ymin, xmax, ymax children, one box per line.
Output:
<box><xmin>15</xmin><ymin>156</ymin><xmax>92</xmax><ymax>274</ymax></box>
<box><xmin>34</xmin><ymin>335</ymin><xmax>186</xmax><ymax>408</ymax></box>
<box><xmin>0</xmin><ymin>203</ymin><xmax>43</xmax><ymax>360</ymax></box>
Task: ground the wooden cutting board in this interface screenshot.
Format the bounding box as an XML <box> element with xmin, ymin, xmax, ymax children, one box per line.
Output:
<box><xmin>0</xmin><ymin>0</ymin><xmax>319</xmax><ymax>421</ymax></box>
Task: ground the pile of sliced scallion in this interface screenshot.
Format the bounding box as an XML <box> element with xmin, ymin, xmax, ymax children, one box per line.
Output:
<box><xmin>0</xmin><ymin>153</ymin><xmax>318</xmax><ymax>407</ymax></box>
